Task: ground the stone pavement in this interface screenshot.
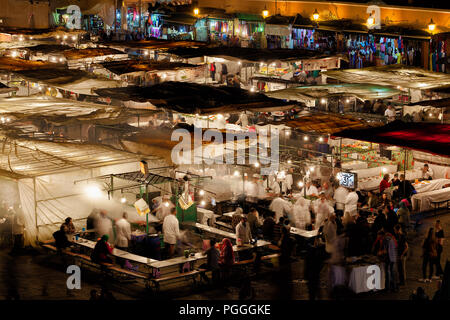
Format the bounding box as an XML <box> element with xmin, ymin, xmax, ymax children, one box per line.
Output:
<box><xmin>0</xmin><ymin>210</ymin><xmax>448</xmax><ymax>300</ymax></box>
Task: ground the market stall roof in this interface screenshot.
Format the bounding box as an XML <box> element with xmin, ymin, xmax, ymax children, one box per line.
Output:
<box><xmin>0</xmin><ymin>82</ymin><xmax>18</xmax><ymax>94</ymax></box>
<box><xmin>12</xmin><ymin>68</ymin><xmax>121</xmax><ymax>95</ymax></box>
<box><xmin>266</xmin><ymin>83</ymin><xmax>401</xmax><ymax>101</ymax></box>
<box><xmin>99</xmin><ymin>60</ymin><xmax>200</xmax><ymax>75</ymax></box>
<box><xmin>323</xmin><ymin>65</ymin><xmax>450</xmax><ymax>90</ymax></box>
<box><xmin>408</xmin><ymin>98</ymin><xmax>450</xmax><ymax>108</ymax></box>
<box><xmin>63</xmin><ymin>47</ymin><xmax>126</xmax><ymax>60</ymax></box>
<box><xmin>94</xmin><ymin>82</ymin><xmax>297</xmax><ymax>114</ymax></box>
<box><xmin>0</xmin><ymin>57</ymin><xmax>57</xmax><ymax>71</ymax></box>
<box><xmin>100</xmin><ymin>39</ymin><xmax>207</xmax><ymax>51</ymax></box>
<box><xmin>167</xmin><ymin>46</ymin><xmax>335</xmax><ymax>63</ymax></box>
<box><xmin>332</xmin><ymin>120</ymin><xmax>450</xmax><ymax>157</ymax></box>
<box><xmin>283</xmin><ymin>112</ymin><xmax>381</xmax><ymax>134</ymax></box>
<box><xmin>25</xmin><ymin>44</ymin><xmax>72</xmax><ymax>54</ymax></box>
<box><xmin>264</xmin><ymin>14</ymin><xmax>294</xmax><ymax>26</ymax></box>
<box><xmin>0</xmin><ymin>134</ymin><xmax>159</xmax><ymax>179</ymax></box>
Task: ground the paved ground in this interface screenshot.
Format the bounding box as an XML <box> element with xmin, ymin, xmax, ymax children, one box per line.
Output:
<box><xmin>0</xmin><ymin>210</ymin><xmax>448</xmax><ymax>300</ymax></box>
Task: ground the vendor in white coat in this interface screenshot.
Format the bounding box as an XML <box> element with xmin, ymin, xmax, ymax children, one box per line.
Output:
<box><xmin>344</xmin><ymin>189</ymin><xmax>359</xmax><ymax>216</ymax></box>
<box><xmin>314</xmin><ymin>192</ymin><xmax>335</xmax><ymax>229</ymax></box>
<box><xmin>95</xmin><ymin>210</ymin><xmax>113</xmax><ymax>242</ymax></box>
<box><xmin>163</xmin><ymin>207</ymin><xmax>180</xmax><ymax>258</ymax></box>
<box><xmin>303</xmin><ymin>181</ymin><xmax>319</xmax><ymax>197</ymax></box>
<box><xmin>292</xmin><ymin>196</ymin><xmax>311</xmax><ymax>229</ymax></box>
<box><xmin>115</xmin><ymin>212</ymin><xmax>131</xmax><ymax>250</ymax></box>
<box><xmin>269</xmin><ymin>196</ymin><xmax>292</xmax><ymax>223</ymax></box>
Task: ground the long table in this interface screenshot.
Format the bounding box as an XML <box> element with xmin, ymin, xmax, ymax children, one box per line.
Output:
<box><xmin>289</xmin><ymin>227</ymin><xmax>319</xmax><ymax>238</ymax></box>
<box><xmin>412</xmin><ymin>187</ymin><xmax>450</xmax><ymax>212</ymax></box>
<box><xmin>72</xmin><ymin>237</ymin><xmax>159</xmax><ymax>265</ymax></box>
<box><xmin>412</xmin><ymin>178</ymin><xmax>450</xmax><ymax>194</ymax></box>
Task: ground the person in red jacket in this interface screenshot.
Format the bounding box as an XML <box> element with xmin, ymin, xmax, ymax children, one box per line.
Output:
<box><xmin>380</xmin><ymin>174</ymin><xmax>391</xmax><ymax>194</ymax></box>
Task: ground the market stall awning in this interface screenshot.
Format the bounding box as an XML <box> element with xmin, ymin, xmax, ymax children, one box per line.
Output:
<box><xmin>332</xmin><ymin>120</ymin><xmax>450</xmax><ymax>157</ymax></box>
<box><xmin>266</xmin><ymin>83</ymin><xmax>401</xmax><ymax>101</ymax></box>
<box><xmin>323</xmin><ymin>65</ymin><xmax>450</xmax><ymax>90</ymax></box>
<box><xmin>283</xmin><ymin>112</ymin><xmax>381</xmax><ymax>134</ymax></box>
<box><xmin>0</xmin><ymin>57</ymin><xmax>57</xmax><ymax>71</ymax></box>
<box><xmin>99</xmin><ymin>60</ymin><xmax>200</xmax><ymax>75</ymax></box>
<box><xmin>94</xmin><ymin>82</ymin><xmax>298</xmax><ymax>114</ymax></box>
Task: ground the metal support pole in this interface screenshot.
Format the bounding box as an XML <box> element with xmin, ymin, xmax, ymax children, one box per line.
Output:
<box><xmin>34</xmin><ymin>177</ymin><xmax>38</xmax><ymax>243</ymax></box>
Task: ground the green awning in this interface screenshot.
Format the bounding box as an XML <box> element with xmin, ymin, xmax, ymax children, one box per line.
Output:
<box><xmin>235</xmin><ymin>13</ymin><xmax>264</xmax><ymax>22</ymax></box>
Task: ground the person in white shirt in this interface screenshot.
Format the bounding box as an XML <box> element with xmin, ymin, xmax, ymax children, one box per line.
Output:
<box><xmin>304</xmin><ymin>181</ymin><xmax>319</xmax><ymax>197</ymax></box>
<box><xmin>115</xmin><ymin>212</ymin><xmax>131</xmax><ymax>250</ymax></box>
<box><xmin>269</xmin><ymin>179</ymin><xmax>281</xmax><ymax>195</ymax></box>
<box><xmin>314</xmin><ymin>192</ymin><xmax>335</xmax><ymax>229</ymax></box>
<box><xmin>333</xmin><ymin>186</ymin><xmax>349</xmax><ymax>211</ymax></box>
<box><xmin>320</xmin><ymin>181</ymin><xmax>334</xmax><ymax>200</ymax></box>
<box><xmin>344</xmin><ymin>190</ymin><xmax>359</xmax><ymax>216</ymax></box>
<box><xmin>236</xmin><ymin>111</ymin><xmax>249</xmax><ymax>128</ymax></box>
<box><xmin>422</xmin><ymin>164</ymin><xmax>434</xmax><ymax>180</ymax></box>
<box><xmin>292</xmin><ymin>196</ymin><xmax>311</xmax><ymax>229</ymax></box>
<box><xmin>236</xmin><ymin>215</ymin><xmax>252</xmax><ymax>244</ymax></box>
<box><xmin>269</xmin><ymin>197</ymin><xmax>292</xmax><ymax>223</ymax></box>
<box><xmin>282</xmin><ymin>168</ymin><xmax>294</xmax><ymax>195</ymax></box>
<box><xmin>95</xmin><ymin>210</ymin><xmax>113</xmax><ymax>242</ymax></box>
<box><xmin>163</xmin><ymin>207</ymin><xmax>180</xmax><ymax>258</ymax></box>
<box><xmin>384</xmin><ymin>104</ymin><xmax>396</xmax><ymax>122</ymax></box>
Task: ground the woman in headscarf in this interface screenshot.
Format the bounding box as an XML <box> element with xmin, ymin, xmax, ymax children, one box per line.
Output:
<box><xmin>219</xmin><ymin>238</ymin><xmax>235</xmax><ymax>284</ymax></box>
<box><xmin>293</xmin><ymin>196</ymin><xmax>311</xmax><ymax>229</ymax></box>
<box><xmin>219</xmin><ymin>238</ymin><xmax>235</xmax><ymax>267</ymax></box>
<box><xmin>91</xmin><ymin>235</ymin><xmax>113</xmax><ymax>264</ymax></box>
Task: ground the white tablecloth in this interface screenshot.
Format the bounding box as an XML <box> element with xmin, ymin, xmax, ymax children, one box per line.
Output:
<box><xmin>348</xmin><ymin>263</ymin><xmax>385</xmax><ymax>294</ymax></box>
<box><xmin>412</xmin><ymin>187</ymin><xmax>450</xmax><ymax>212</ymax></box>
<box><xmin>352</xmin><ymin>164</ymin><xmax>398</xmax><ymax>179</ymax></box>
<box><xmin>413</xmin><ymin>179</ymin><xmax>450</xmax><ymax>194</ymax></box>
<box><xmin>342</xmin><ymin>161</ymin><xmax>368</xmax><ymax>170</ymax></box>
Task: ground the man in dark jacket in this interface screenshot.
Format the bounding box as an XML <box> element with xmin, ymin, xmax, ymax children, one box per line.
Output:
<box><xmin>397</xmin><ymin>174</ymin><xmax>415</xmax><ymax>201</ymax></box>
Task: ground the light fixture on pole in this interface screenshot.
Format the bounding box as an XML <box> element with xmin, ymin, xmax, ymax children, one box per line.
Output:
<box><xmin>428</xmin><ymin>19</ymin><xmax>436</xmax><ymax>33</ymax></box>
<box><xmin>367</xmin><ymin>14</ymin><xmax>375</xmax><ymax>26</ymax></box>
<box><xmin>312</xmin><ymin>9</ymin><xmax>319</xmax><ymax>21</ymax></box>
<box><xmin>193</xmin><ymin>8</ymin><xmax>199</xmax><ymax>16</ymax></box>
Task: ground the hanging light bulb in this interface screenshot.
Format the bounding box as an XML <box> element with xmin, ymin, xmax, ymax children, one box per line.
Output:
<box><xmin>312</xmin><ymin>9</ymin><xmax>319</xmax><ymax>21</ymax></box>
<box><xmin>234</xmin><ymin>170</ymin><xmax>240</xmax><ymax>177</ymax></box>
<box><xmin>428</xmin><ymin>19</ymin><xmax>436</xmax><ymax>32</ymax></box>
<box><xmin>254</xmin><ymin>162</ymin><xmax>260</xmax><ymax>168</ymax></box>
<box><xmin>262</xmin><ymin>6</ymin><xmax>269</xmax><ymax>18</ymax></box>
<box><xmin>200</xmin><ymin>200</ymin><xmax>206</xmax><ymax>206</ymax></box>
<box><xmin>199</xmin><ymin>189</ymin><xmax>205</xmax><ymax>196</ymax></box>
<box><xmin>287</xmin><ymin>159</ymin><xmax>292</xmax><ymax>164</ymax></box>
<box><xmin>319</xmin><ymin>137</ymin><xmax>324</xmax><ymax>142</ymax></box>
<box><xmin>164</xmin><ymin>201</ymin><xmax>169</xmax><ymax>207</ymax></box>
<box><xmin>120</xmin><ymin>197</ymin><xmax>126</xmax><ymax>203</ymax></box>
<box><xmin>193</xmin><ymin>8</ymin><xmax>199</xmax><ymax>15</ymax></box>
<box><xmin>367</xmin><ymin>14</ymin><xmax>375</xmax><ymax>26</ymax></box>
<box><xmin>303</xmin><ymin>136</ymin><xmax>309</xmax><ymax>141</ymax></box>
<box><xmin>298</xmin><ymin>181</ymin><xmax>304</xmax><ymax>188</ymax></box>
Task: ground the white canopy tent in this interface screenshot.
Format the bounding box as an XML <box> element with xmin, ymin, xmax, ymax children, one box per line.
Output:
<box><xmin>0</xmin><ymin>135</ymin><xmax>164</xmax><ymax>245</ymax></box>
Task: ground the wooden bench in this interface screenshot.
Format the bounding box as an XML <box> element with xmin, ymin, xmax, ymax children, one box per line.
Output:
<box><xmin>261</xmin><ymin>253</ymin><xmax>281</xmax><ymax>261</ymax></box>
<box><xmin>149</xmin><ymin>270</ymin><xmax>201</xmax><ymax>292</ymax></box>
<box><xmin>107</xmin><ymin>265</ymin><xmax>148</xmax><ymax>283</ymax></box>
<box><xmin>42</xmin><ymin>244</ymin><xmax>57</xmax><ymax>252</ymax></box>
